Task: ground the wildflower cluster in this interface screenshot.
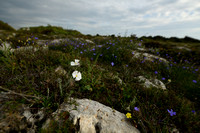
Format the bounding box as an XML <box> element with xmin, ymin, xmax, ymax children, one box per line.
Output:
<box><xmin>71</xmin><ymin>59</ymin><xmax>82</xmax><ymax>81</ymax></box>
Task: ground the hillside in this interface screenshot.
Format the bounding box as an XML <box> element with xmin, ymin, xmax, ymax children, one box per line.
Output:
<box><xmin>0</xmin><ymin>23</ymin><xmax>200</xmax><ymax>132</ymax></box>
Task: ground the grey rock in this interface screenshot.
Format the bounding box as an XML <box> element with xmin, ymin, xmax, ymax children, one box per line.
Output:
<box><xmin>132</xmin><ymin>50</ymin><xmax>169</xmax><ymax>65</ymax></box>
<box><xmin>43</xmin><ymin>98</ymin><xmax>140</xmax><ymax>133</ymax></box>
<box><xmin>136</xmin><ymin>76</ymin><xmax>167</xmax><ymax>90</ymax></box>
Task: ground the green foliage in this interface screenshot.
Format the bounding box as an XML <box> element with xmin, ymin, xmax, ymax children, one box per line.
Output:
<box><xmin>17</xmin><ymin>24</ymin><xmax>83</xmax><ymax>38</ymax></box>
<box><xmin>0</xmin><ymin>20</ymin><xmax>16</xmax><ymax>31</ymax></box>
<box><xmin>1</xmin><ymin>29</ymin><xmax>200</xmax><ymax>132</ymax></box>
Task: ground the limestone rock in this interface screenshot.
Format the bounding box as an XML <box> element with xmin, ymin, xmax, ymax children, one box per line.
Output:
<box><xmin>131</xmin><ymin>50</ymin><xmax>169</xmax><ymax>65</ymax></box>
<box><xmin>43</xmin><ymin>98</ymin><xmax>140</xmax><ymax>133</ymax></box>
<box><xmin>136</xmin><ymin>76</ymin><xmax>166</xmax><ymax>90</ymax></box>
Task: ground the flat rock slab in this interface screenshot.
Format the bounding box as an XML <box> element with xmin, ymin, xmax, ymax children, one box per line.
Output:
<box><xmin>44</xmin><ymin>98</ymin><xmax>140</xmax><ymax>133</ymax></box>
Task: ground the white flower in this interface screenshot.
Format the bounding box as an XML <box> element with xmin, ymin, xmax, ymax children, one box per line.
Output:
<box><xmin>72</xmin><ymin>70</ymin><xmax>82</xmax><ymax>81</ymax></box>
<box><xmin>70</xmin><ymin>59</ymin><xmax>80</xmax><ymax>66</ymax></box>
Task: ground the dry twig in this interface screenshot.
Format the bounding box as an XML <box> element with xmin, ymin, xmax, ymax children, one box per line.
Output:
<box><xmin>0</xmin><ymin>86</ymin><xmax>41</xmax><ymax>102</ymax></box>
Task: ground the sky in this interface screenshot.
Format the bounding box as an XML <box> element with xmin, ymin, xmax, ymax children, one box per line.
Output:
<box><xmin>0</xmin><ymin>0</ymin><xmax>200</xmax><ymax>39</ymax></box>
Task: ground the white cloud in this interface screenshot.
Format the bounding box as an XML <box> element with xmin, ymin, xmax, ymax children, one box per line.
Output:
<box><xmin>0</xmin><ymin>0</ymin><xmax>200</xmax><ymax>39</ymax></box>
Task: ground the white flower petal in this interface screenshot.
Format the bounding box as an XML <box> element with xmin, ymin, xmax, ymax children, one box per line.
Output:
<box><xmin>71</xmin><ymin>62</ymin><xmax>75</xmax><ymax>66</ymax></box>
<box><xmin>74</xmin><ymin>71</ymin><xmax>82</xmax><ymax>81</ymax></box>
<box><xmin>72</xmin><ymin>70</ymin><xmax>78</xmax><ymax>78</ymax></box>
<box><xmin>75</xmin><ymin>59</ymin><xmax>79</xmax><ymax>63</ymax></box>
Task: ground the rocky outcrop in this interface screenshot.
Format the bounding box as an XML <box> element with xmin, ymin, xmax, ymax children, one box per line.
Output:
<box><xmin>131</xmin><ymin>50</ymin><xmax>169</xmax><ymax>65</ymax></box>
<box><xmin>136</xmin><ymin>76</ymin><xmax>167</xmax><ymax>90</ymax></box>
<box><xmin>43</xmin><ymin>98</ymin><xmax>140</xmax><ymax>133</ymax></box>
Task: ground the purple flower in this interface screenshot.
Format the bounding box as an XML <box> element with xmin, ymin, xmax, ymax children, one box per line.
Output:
<box><xmin>107</xmin><ymin>47</ymin><xmax>110</xmax><ymax>50</ymax></box>
<box><xmin>134</xmin><ymin>107</ymin><xmax>139</xmax><ymax>111</ymax></box>
<box><xmin>35</xmin><ymin>37</ymin><xmax>38</xmax><ymax>40</ymax></box>
<box><xmin>111</xmin><ymin>62</ymin><xmax>114</xmax><ymax>66</ymax></box>
<box><xmin>126</xmin><ymin>65</ymin><xmax>128</xmax><ymax>67</ymax></box>
<box><xmin>192</xmin><ymin>110</ymin><xmax>195</xmax><ymax>114</ymax></box>
<box><xmin>155</xmin><ymin>71</ymin><xmax>158</xmax><ymax>74</ymax></box>
<box><xmin>92</xmin><ymin>48</ymin><xmax>95</xmax><ymax>51</ymax></box>
<box><xmin>162</xmin><ymin>77</ymin><xmax>166</xmax><ymax>80</ymax></box>
<box><xmin>195</xmin><ymin>69</ymin><xmax>199</xmax><ymax>71</ymax></box>
<box><xmin>132</xmin><ymin>52</ymin><xmax>134</xmax><ymax>55</ymax></box>
<box><xmin>80</xmin><ymin>51</ymin><xmax>83</xmax><ymax>54</ymax></box>
<box><xmin>167</xmin><ymin>109</ymin><xmax>176</xmax><ymax>116</ymax></box>
<box><xmin>193</xmin><ymin>80</ymin><xmax>197</xmax><ymax>83</ymax></box>
<box><xmin>93</xmin><ymin>53</ymin><xmax>96</xmax><ymax>55</ymax></box>
<box><xmin>100</xmin><ymin>54</ymin><xmax>103</xmax><ymax>56</ymax></box>
<box><xmin>114</xmin><ymin>56</ymin><xmax>117</xmax><ymax>58</ymax></box>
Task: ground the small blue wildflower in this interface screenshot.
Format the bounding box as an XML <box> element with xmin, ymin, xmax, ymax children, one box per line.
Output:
<box><xmin>134</xmin><ymin>107</ymin><xmax>139</xmax><ymax>111</ymax></box>
<box><xmin>183</xmin><ymin>66</ymin><xmax>186</xmax><ymax>69</ymax></box>
<box><xmin>93</xmin><ymin>53</ymin><xmax>96</xmax><ymax>55</ymax></box>
<box><xmin>35</xmin><ymin>37</ymin><xmax>38</xmax><ymax>40</ymax></box>
<box><xmin>107</xmin><ymin>47</ymin><xmax>110</xmax><ymax>50</ymax></box>
<box><xmin>157</xmin><ymin>52</ymin><xmax>159</xmax><ymax>55</ymax></box>
<box><xmin>155</xmin><ymin>71</ymin><xmax>158</xmax><ymax>74</ymax></box>
<box><xmin>100</xmin><ymin>54</ymin><xmax>103</xmax><ymax>56</ymax></box>
<box><xmin>138</xmin><ymin>43</ymin><xmax>141</xmax><ymax>46</ymax></box>
<box><xmin>141</xmin><ymin>61</ymin><xmax>144</xmax><ymax>63</ymax></box>
<box><xmin>115</xmin><ymin>56</ymin><xmax>117</xmax><ymax>58</ymax></box>
<box><xmin>80</xmin><ymin>51</ymin><xmax>83</xmax><ymax>54</ymax></box>
<box><xmin>167</xmin><ymin>109</ymin><xmax>176</xmax><ymax>116</ymax></box>
<box><xmin>17</xmin><ymin>46</ymin><xmax>20</xmax><ymax>48</ymax></box>
<box><xmin>162</xmin><ymin>77</ymin><xmax>166</xmax><ymax>80</ymax></box>
<box><xmin>132</xmin><ymin>52</ymin><xmax>134</xmax><ymax>55</ymax></box>
<box><xmin>170</xmin><ymin>64</ymin><xmax>173</xmax><ymax>67</ymax></box>
<box><xmin>92</xmin><ymin>48</ymin><xmax>95</xmax><ymax>51</ymax></box>
<box><xmin>91</xmin><ymin>57</ymin><xmax>93</xmax><ymax>60</ymax></box>
<box><xmin>126</xmin><ymin>65</ymin><xmax>128</xmax><ymax>67</ymax></box>
<box><xmin>195</xmin><ymin>69</ymin><xmax>199</xmax><ymax>71</ymax></box>
<box><xmin>192</xmin><ymin>110</ymin><xmax>195</xmax><ymax>114</ymax></box>
<box><xmin>193</xmin><ymin>80</ymin><xmax>197</xmax><ymax>83</ymax></box>
<box><xmin>111</xmin><ymin>62</ymin><xmax>114</xmax><ymax>66</ymax></box>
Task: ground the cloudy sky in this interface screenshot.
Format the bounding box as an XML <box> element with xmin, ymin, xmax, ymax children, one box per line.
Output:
<box><xmin>0</xmin><ymin>0</ymin><xmax>200</xmax><ymax>39</ymax></box>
